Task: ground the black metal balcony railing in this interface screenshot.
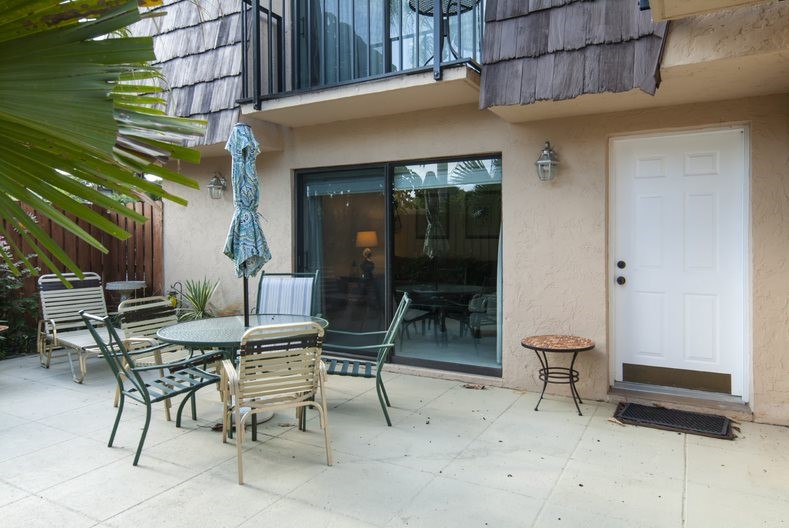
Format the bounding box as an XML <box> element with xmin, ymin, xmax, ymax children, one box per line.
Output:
<box><xmin>240</xmin><ymin>0</ymin><xmax>485</xmax><ymax>109</ymax></box>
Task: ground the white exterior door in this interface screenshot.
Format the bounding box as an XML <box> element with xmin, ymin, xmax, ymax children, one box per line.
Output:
<box><xmin>611</xmin><ymin>128</ymin><xmax>747</xmax><ymax>397</ymax></box>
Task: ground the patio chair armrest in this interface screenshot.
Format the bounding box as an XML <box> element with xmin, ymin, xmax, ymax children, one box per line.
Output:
<box><xmin>184</xmin><ymin>349</ymin><xmax>225</xmax><ymax>365</ymax></box>
<box><xmin>123</xmin><ymin>337</ymin><xmax>159</xmax><ymax>349</ymax></box>
<box><xmin>38</xmin><ymin>318</ymin><xmax>57</xmax><ymax>339</ymax></box>
<box><xmin>323</xmin><ymin>342</ymin><xmax>395</xmax><ymax>353</ymax></box>
<box><xmin>219</xmin><ymin>359</ymin><xmax>239</xmax><ymax>397</ymax></box>
<box><xmin>328</xmin><ymin>330</ymin><xmax>387</xmax><ymax>337</ymax></box>
<box><xmin>130</xmin><ymin>349</ymin><xmax>222</xmax><ymax>372</ymax></box>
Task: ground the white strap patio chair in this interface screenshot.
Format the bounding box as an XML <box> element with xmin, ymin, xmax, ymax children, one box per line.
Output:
<box><xmin>255</xmin><ymin>271</ymin><xmax>319</xmax><ymax>316</ymax></box>
<box><xmin>37</xmin><ymin>272</ymin><xmax>114</xmax><ymax>383</ymax></box>
<box><xmin>220</xmin><ymin>321</ymin><xmax>332</xmax><ymax>485</ymax></box>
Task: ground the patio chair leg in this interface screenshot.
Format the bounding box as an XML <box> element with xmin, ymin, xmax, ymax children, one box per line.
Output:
<box><xmin>315</xmin><ymin>400</ymin><xmax>333</xmax><ymax>466</ymax></box>
<box><xmin>109</xmin><ymin>393</ymin><xmax>125</xmax><ymax>447</ymax></box>
<box><xmin>44</xmin><ymin>343</ymin><xmax>54</xmax><ymax>369</ymax></box>
<box><xmin>377</xmin><ymin>375</ymin><xmax>391</xmax><ymax>407</ymax></box>
<box><xmin>236</xmin><ymin>408</ymin><xmax>245</xmax><ymax>485</ymax></box>
<box><xmin>190</xmin><ymin>393</ymin><xmax>197</xmax><ymax>421</ymax></box>
<box><xmin>38</xmin><ymin>331</ymin><xmax>51</xmax><ymax>368</ymax></box>
<box><xmin>375</xmin><ymin>380</ymin><xmax>392</xmax><ymax>427</ymax></box>
<box><xmin>159</xmin><ymin>367</ymin><xmax>172</xmax><ymax>422</ymax></box>
<box><xmin>73</xmin><ymin>350</ymin><xmax>87</xmax><ymax>384</ymax></box>
<box><xmin>133</xmin><ymin>404</ymin><xmax>152</xmax><ymax>466</ymax></box>
<box><xmin>251</xmin><ymin>413</ymin><xmax>257</xmax><ymax>441</ymax></box>
<box><xmin>175</xmin><ymin>390</ymin><xmax>197</xmax><ymax>428</ymax></box>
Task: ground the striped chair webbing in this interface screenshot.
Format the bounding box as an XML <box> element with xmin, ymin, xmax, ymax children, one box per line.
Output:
<box><xmin>257</xmin><ymin>276</ymin><xmax>314</xmax><ymax>315</ymax></box>
<box><xmin>322</xmin><ymin>357</ymin><xmax>375</xmax><ymax>379</ymax></box>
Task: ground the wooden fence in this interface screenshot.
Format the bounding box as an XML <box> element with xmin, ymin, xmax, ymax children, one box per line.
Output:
<box><xmin>6</xmin><ymin>201</ymin><xmax>164</xmax><ymax>305</ymax></box>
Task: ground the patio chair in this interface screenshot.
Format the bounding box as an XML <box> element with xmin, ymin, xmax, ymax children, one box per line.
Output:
<box><xmin>220</xmin><ymin>321</ymin><xmax>332</xmax><ymax>485</ymax></box>
<box><xmin>256</xmin><ymin>271</ymin><xmax>319</xmax><ymax>316</ymax></box>
<box><xmin>468</xmin><ymin>292</ymin><xmax>497</xmax><ymax>342</ymax></box>
<box><xmin>117</xmin><ymin>296</ymin><xmax>210</xmax><ymax>421</ymax></box>
<box><xmin>321</xmin><ymin>292</ymin><xmax>411</xmax><ymax>426</ymax></box>
<box><xmin>80</xmin><ymin>310</ymin><xmax>220</xmax><ymax>466</ymax></box>
<box><xmin>37</xmin><ymin>272</ymin><xmax>113</xmax><ymax>383</ymax></box>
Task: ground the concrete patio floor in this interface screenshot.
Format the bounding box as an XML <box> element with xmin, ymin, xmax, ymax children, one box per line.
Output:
<box><xmin>1</xmin><ymin>353</ymin><xmax>787</xmax><ymax>528</ymax></box>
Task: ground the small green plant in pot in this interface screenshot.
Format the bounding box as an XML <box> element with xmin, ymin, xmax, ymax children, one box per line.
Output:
<box><xmin>179</xmin><ymin>278</ymin><xmax>219</xmax><ymax>321</ymax></box>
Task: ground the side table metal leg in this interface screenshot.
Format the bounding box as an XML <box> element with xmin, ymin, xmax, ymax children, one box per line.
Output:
<box><xmin>533</xmin><ymin>349</ymin><xmax>549</xmax><ymax>411</ymax></box>
<box><xmin>568</xmin><ymin>351</ymin><xmax>583</xmax><ymax>416</ymax></box>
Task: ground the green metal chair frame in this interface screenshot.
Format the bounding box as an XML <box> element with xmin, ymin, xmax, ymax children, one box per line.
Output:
<box><xmin>80</xmin><ymin>311</ymin><xmax>220</xmax><ymax>466</ymax></box>
<box><xmin>117</xmin><ymin>296</ymin><xmax>198</xmax><ymax>421</ymax></box>
<box><xmin>321</xmin><ymin>293</ymin><xmax>411</xmax><ymax>426</ymax></box>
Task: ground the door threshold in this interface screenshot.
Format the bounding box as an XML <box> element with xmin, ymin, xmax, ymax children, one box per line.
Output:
<box><xmin>609</xmin><ymin>381</ymin><xmax>753</xmax><ymax>421</ymax></box>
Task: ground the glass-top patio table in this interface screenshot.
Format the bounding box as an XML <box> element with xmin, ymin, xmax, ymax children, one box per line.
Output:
<box><xmin>156</xmin><ymin>314</ymin><xmax>329</xmax><ymax>429</ymax></box>
<box><xmin>156</xmin><ymin>314</ymin><xmax>329</xmax><ymax>351</ymax></box>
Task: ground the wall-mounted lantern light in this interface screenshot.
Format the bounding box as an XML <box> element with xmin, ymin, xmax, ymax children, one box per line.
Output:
<box><xmin>535</xmin><ymin>141</ymin><xmax>559</xmax><ymax>182</ymax></box>
<box><xmin>207</xmin><ymin>171</ymin><xmax>227</xmax><ymax>199</ymax></box>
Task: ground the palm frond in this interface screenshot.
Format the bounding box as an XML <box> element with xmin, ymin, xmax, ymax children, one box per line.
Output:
<box><xmin>0</xmin><ymin>0</ymin><xmax>205</xmax><ymax>276</ymax></box>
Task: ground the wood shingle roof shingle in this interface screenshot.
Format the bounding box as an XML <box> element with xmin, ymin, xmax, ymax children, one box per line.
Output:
<box><xmin>481</xmin><ymin>0</ymin><xmax>668</xmax><ymax>108</ymax></box>
<box><xmin>131</xmin><ymin>0</ymin><xmax>243</xmax><ymax>146</ymax></box>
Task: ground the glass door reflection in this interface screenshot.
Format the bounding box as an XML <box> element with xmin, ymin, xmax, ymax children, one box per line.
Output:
<box><xmin>392</xmin><ymin>158</ymin><xmax>501</xmax><ymax>372</ymax></box>
<box><xmin>300</xmin><ymin>167</ymin><xmax>387</xmax><ymax>353</ymax></box>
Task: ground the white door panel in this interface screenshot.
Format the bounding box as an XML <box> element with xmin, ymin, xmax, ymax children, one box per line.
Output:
<box><xmin>612</xmin><ymin>129</ymin><xmax>746</xmax><ymax>396</ymax></box>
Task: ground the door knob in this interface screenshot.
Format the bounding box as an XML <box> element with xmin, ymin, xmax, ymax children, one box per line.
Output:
<box><xmin>617</xmin><ymin>260</ymin><xmax>626</xmax><ymax>269</ymax></box>
<box><xmin>616</xmin><ymin>276</ymin><xmax>626</xmax><ymax>285</ymax></box>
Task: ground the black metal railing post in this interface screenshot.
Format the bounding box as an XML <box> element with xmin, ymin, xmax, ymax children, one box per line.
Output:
<box><xmin>433</xmin><ymin>0</ymin><xmax>442</xmax><ymax>80</ymax></box>
<box><xmin>241</xmin><ymin>0</ymin><xmax>249</xmax><ymax>99</ymax></box>
<box><xmin>267</xmin><ymin>0</ymin><xmax>274</xmax><ymax>95</ymax></box>
<box><xmin>253</xmin><ymin>0</ymin><xmax>262</xmax><ymax>109</ymax></box>
<box><xmin>279</xmin><ymin>0</ymin><xmax>286</xmax><ymax>93</ymax></box>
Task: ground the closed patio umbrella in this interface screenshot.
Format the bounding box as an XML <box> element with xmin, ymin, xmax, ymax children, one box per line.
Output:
<box><xmin>223</xmin><ymin>123</ymin><xmax>271</xmax><ymax>327</ymax></box>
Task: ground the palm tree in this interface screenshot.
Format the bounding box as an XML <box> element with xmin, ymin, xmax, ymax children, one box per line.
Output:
<box><xmin>0</xmin><ymin>0</ymin><xmax>206</xmax><ymax>277</ymax></box>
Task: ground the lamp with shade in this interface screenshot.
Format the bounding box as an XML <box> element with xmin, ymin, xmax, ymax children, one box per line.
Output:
<box><xmin>355</xmin><ymin>230</ymin><xmax>379</xmax><ymax>250</ymax></box>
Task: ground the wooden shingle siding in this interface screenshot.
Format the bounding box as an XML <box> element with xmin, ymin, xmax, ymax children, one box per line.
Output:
<box><xmin>131</xmin><ymin>0</ymin><xmax>243</xmax><ymax>147</ymax></box>
<box><xmin>481</xmin><ymin>0</ymin><xmax>668</xmax><ymax>108</ymax></box>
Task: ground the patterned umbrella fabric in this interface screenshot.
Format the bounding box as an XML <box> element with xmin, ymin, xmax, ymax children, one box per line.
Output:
<box><xmin>223</xmin><ymin>124</ymin><xmax>271</xmax><ymax>323</ymax></box>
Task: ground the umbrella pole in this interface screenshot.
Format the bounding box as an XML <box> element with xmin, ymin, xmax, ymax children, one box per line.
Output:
<box><xmin>243</xmin><ymin>276</ymin><xmax>250</xmax><ymax>327</ymax></box>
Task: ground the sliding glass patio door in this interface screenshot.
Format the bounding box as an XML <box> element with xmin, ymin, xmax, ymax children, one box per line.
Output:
<box><xmin>298</xmin><ymin>155</ymin><xmax>502</xmax><ymax>375</ymax></box>
<box><xmin>299</xmin><ymin>167</ymin><xmax>388</xmax><ymax>341</ymax></box>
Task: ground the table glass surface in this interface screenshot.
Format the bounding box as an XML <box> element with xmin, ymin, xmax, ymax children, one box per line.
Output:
<box><xmin>105</xmin><ymin>280</ymin><xmax>147</xmax><ymax>291</ymax></box>
<box><xmin>156</xmin><ymin>314</ymin><xmax>329</xmax><ymax>348</ymax></box>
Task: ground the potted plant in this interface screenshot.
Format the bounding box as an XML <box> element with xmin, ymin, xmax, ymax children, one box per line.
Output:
<box><xmin>178</xmin><ymin>278</ymin><xmax>219</xmax><ymax>321</ymax></box>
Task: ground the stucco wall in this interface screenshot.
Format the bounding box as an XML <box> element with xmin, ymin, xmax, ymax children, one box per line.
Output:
<box><xmin>662</xmin><ymin>0</ymin><xmax>789</xmax><ymax>68</ymax></box>
<box><xmin>164</xmin><ymin>93</ymin><xmax>788</xmax><ymax>425</ymax></box>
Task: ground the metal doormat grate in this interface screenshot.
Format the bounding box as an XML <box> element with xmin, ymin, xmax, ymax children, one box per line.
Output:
<box><xmin>614</xmin><ymin>403</ymin><xmax>735</xmax><ymax>440</ymax></box>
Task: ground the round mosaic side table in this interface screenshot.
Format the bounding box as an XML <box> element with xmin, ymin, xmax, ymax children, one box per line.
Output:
<box><xmin>521</xmin><ymin>335</ymin><xmax>595</xmax><ymax>416</ymax></box>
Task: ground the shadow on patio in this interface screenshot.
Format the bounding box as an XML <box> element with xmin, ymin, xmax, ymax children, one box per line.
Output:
<box><xmin>1</xmin><ymin>354</ymin><xmax>787</xmax><ymax>528</ymax></box>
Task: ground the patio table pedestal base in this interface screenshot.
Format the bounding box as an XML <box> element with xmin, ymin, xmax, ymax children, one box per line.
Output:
<box><xmin>521</xmin><ymin>335</ymin><xmax>595</xmax><ymax>416</ymax></box>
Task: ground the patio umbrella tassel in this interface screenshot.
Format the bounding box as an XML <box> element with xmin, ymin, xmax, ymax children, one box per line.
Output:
<box><xmin>223</xmin><ymin>123</ymin><xmax>271</xmax><ymax>327</ymax></box>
